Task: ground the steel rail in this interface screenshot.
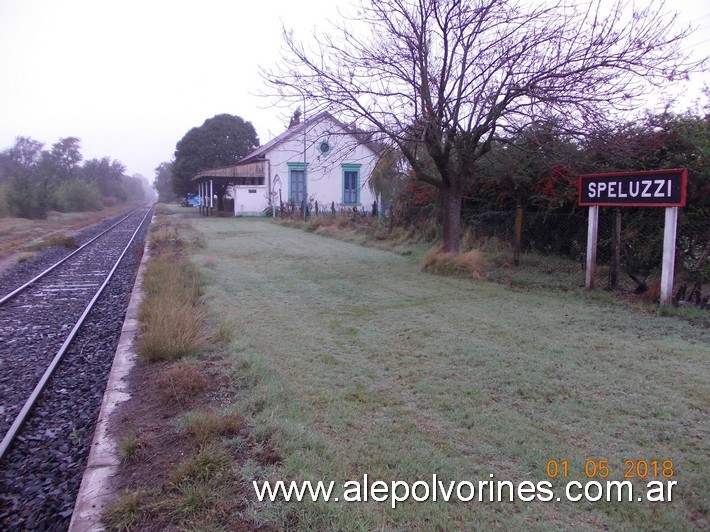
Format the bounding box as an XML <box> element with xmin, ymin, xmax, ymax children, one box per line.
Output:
<box><xmin>0</xmin><ymin>206</ymin><xmax>153</xmax><ymax>462</ymax></box>
<box><xmin>0</xmin><ymin>207</ymin><xmax>144</xmax><ymax>306</ymax></box>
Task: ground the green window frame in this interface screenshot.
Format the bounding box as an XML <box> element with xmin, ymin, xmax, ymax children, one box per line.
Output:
<box><xmin>317</xmin><ymin>138</ymin><xmax>333</xmax><ymax>157</ymax></box>
<box><xmin>342</xmin><ymin>163</ymin><xmax>361</xmax><ymax>205</ymax></box>
<box><xmin>287</xmin><ymin>162</ymin><xmax>307</xmax><ymax>204</ymax></box>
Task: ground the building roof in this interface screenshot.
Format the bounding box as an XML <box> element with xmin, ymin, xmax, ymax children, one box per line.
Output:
<box><xmin>193</xmin><ymin>110</ymin><xmax>382</xmax><ymax>182</ymax></box>
<box><xmin>193</xmin><ymin>160</ymin><xmax>265</xmax><ymax>180</ymax></box>
<box><xmin>241</xmin><ymin>110</ymin><xmax>380</xmax><ymax>163</ymax></box>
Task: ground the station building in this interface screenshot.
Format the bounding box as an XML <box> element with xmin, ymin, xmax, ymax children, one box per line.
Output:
<box><xmin>193</xmin><ymin>111</ymin><xmax>381</xmax><ymax>216</ymax></box>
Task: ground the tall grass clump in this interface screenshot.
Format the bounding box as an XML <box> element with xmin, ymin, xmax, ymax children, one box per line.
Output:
<box><xmin>177</xmin><ymin>410</ymin><xmax>243</xmax><ymax>446</ymax></box>
<box><xmin>421</xmin><ymin>245</ymin><xmax>486</xmax><ymax>277</ymax></box>
<box><xmin>103</xmin><ymin>489</ymin><xmax>146</xmax><ymax>531</ymax></box>
<box><xmin>138</xmin><ymin>254</ymin><xmax>210</xmax><ymax>361</ymax></box>
<box><xmin>28</xmin><ymin>234</ymin><xmax>78</xmax><ymax>252</ymax></box>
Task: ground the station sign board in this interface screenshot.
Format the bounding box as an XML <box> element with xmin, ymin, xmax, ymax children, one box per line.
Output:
<box><xmin>578</xmin><ymin>168</ymin><xmax>687</xmax><ymax>207</ymax></box>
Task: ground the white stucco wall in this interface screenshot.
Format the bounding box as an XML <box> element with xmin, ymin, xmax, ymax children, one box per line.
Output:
<box><xmin>266</xmin><ymin>116</ymin><xmax>378</xmax><ymax>214</ymax></box>
<box><xmin>232</xmin><ymin>185</ymin><xmax>268</xmax><ymax>216</ymax></box>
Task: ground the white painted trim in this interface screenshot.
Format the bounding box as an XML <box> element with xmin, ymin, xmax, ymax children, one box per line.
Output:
<box><xmin>660</xmin><ymin>207</ymin><xmax>678</xmax><ymax>306</ymax></box>
<box><xmin>585</xmin><ymin>206</ymin><xmax>599</xmax><ymax>289</ymax></box>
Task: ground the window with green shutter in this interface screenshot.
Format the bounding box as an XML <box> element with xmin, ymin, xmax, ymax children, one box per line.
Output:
<box><xmin>342</xmin><ymin>164</ymin><xmax>361</xmax><ymax>205</ymax></box>
<box><xmin>288</xmin><ymin>162</ymin><xmax>307</xmax><ymax>204</ymax></box>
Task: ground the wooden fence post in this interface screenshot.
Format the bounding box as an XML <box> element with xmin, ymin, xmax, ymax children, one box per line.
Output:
<box><xmin>610</xmin><ymin>208</ymin><xmax>621</xmax><ymax>289</ymax></box>
<box><xmin>514</xmin><ymin>206</ymin><xmax>523</xmax><ymax>267</ymax></box>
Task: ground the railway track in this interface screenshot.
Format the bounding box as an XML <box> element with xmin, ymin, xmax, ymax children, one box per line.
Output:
<box><xmin>0</xmin><ymin>204</ymin><xmax>153</xmax><ymax>530</ymax></box>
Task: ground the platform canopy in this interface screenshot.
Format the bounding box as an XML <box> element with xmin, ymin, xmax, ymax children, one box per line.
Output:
<box><xmin>192</xmin><ymin>160</ymin><xmax>266</xmax><ymax>187</ymax></box>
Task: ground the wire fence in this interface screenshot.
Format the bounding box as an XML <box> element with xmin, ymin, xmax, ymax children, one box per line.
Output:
<box><xmin>293</xmin><ymin>201</ymin><xmax>709</xmax><ymax>306</ymax></box>
<box><xmin>460</xmin><ymin>208</ymin><xmax>710</xmax><ymax>304</ymax></box>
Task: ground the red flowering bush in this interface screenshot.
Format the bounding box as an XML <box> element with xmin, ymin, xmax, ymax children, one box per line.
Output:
<box><xmin>531</xmin><ymin>165</ymin><xmax>578</xmax><ymax>210</ymax></box>
<box><xmin>400</xmin><ymin>181</ymin><xmax>437</xmax><ymax>206</ymax></box>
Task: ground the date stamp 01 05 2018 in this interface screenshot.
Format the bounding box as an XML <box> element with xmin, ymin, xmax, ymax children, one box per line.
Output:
<box><xmin>545</xmin><ymin>459</ymin><xmax>677</xmax><ymax>502</ymax></box>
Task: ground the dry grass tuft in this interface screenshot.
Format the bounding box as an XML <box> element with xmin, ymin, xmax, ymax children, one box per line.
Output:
<box><xmin>313</xmin><ymin>224</ymin><xmax>340</xmax><ymax>238</ymax></box>
<box><xmin>640</xmin><ymin>278</ymin><xmax>661</xmax><ymax>303</ymax></box>
<box><xmin>120</xmin><ymin>433</ymin><xmax>150</xmax><ymax>465</ymax></box>
<box><xmin>460</xmin><ymin>226</ymin><xmax>477</xmax><ymax>251</ymax></box>
<box><xmin>335</xmin><ymin>212</ymin><xmax>352</xmax><ymax>228</ymax></box>
<box><xmin>28</xmin><ymin>233</ymin><xmax>78</xmax><ymax>251</ymax></box>
<box><xmin>155</xmin><ymin>362</ymin><xmax>209</xmax><ymax>406</ymax></box>
<box><xmin>149</xmin><ymin>219</ymin><xmax>205</xmax><ymax>254</ymax></box>
<box><xmin>421</xmin><ymin>245</ymin><xmax>486</xmax><ymax>277</ymax></box>
<box><xmin>179</xmin><ymin>410</ymin><xmax>244</xmax><ymax>445</ymax></box>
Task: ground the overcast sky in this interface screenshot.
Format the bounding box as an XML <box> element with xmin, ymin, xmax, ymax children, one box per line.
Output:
<box><xmin>0</xmin><ymin>0</ymin><xmax>708</xmax><ymax>181</ymax></box>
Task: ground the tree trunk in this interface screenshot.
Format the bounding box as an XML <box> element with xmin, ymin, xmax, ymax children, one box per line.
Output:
<box><xmin>441</xmin><ymin>187</ymin><xmax>463</xmax><ymax>254</ymax></box>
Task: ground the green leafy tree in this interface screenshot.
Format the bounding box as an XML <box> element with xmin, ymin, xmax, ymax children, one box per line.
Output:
<box><xmin>132</xmin><ymin>173</ymin><xmax>156</xmax><ymax>201</ymax></box>
<box><xmin>153</xmin><ymin>161</ymin><xmax>176</xmax><ymax>202</ymax></box>
<box><xmin>6</xmin><ymin>174</ymin><xmax>46</xmax><ymax>218</ymax></box>
<box><xmin>0</xmin><ymin>137</ymin><xmax>48</xmax><ymax>217</ymax></box>
<box><xmin>1</xmin><ymin>135</ymin><xmax>139</xmax><ymax>216</ymax></box>
<box><xmin>81</xmin><ymin>157</ymin><xmax>128</xmax><ymax>201</ymax></box>
<box><xmin>172</xmin><ymin>114</ymin><xmax>259</xmax><ymax>210</ymax></box>
<box><xmin>122</xmin><ymin>174</ymin><xmax>147</xmax><ymax>202</ymax></box>
<box><xmin>635</xmin><ymin>111</ymin><xmax>710</xmax><ymax>217</ymax></box>
<box><xmin>578</xmin><ymin>106</ymin><xmax>710</xmax><ymax>287</ymax></box>
<box><xmin>270</xmin><ymin>0</ymin><xmax>702</xmax><ymax>253</ymax></box>
<box><xmin>468</xmin><ymin>118</ymin><xmax>583</xmax><ymax>211</ymax></box>
<box><xmin>0</xmin><ymin>136</ymin><xmax>44</xmax><ymax>182</ymax></box>
<box><xmin>369</xmin><ymin>148</ymin><xmax>409</xmax><ymax>206</ymax></box>
<box><xmin>582</xmin><ymin>108</ymin><xmax>710</xmax><ymax>216</ymax></box>
<box><xmin>53</xmin><ymin>179</ymin><xmax>102</xmax><ymax>212</ymax></box>
<box><xmin>38</xmin><ymin>137</ymin><xmax>82</xmax><ymax>181</ymax></box>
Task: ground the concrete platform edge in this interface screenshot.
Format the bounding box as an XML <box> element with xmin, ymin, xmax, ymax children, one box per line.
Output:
<box><xmin>68</xmin><ymin>240</ymin><xmax>151</xmax><ymax>532</ymax></box>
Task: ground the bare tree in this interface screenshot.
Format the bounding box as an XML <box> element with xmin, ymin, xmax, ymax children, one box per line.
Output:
<box><xmin>265</xmin><ymin>0</ymin><xmax>703</xmax><ymax>252</ymax></box>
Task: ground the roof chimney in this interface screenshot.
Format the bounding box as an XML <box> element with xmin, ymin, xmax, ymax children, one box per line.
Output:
<box><xmin>288</xmin><ymin>108</ymin><xmax>302</xmax><ymax>129</ymax></box>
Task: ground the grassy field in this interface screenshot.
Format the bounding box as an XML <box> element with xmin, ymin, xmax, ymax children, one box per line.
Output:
<box><xmin>128</xmin><ymin>211</ymin><xmax>709</xmax><ymax>530</ymax></box>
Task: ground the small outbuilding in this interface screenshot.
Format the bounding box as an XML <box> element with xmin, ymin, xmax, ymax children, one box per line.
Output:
<box><xmin>193</xmin><ymin>111</ymin><xmax>381</xmax><ymax>216</ymax></box>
